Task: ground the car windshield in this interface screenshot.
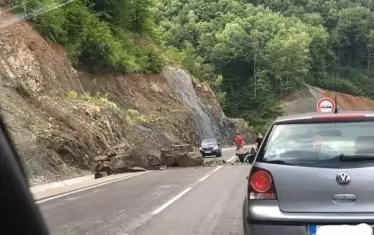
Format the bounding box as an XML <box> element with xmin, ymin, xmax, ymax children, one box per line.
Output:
<box><xmin>202</xmin><ymin>139</ymin><xmax>217</xmax><ymax>145</ymax></box>
<box><xmin>261</xmin><ymin>120</ymin><xmax>374</xmax><ymax>162</ymax></box>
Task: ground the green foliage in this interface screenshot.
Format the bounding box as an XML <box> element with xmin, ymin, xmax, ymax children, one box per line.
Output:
<box><xmin>155</xmin><ymin>0</ymin><xmax>374</xmax><ymax>131</ymax></box>
<box><xmin>12</xmin><ymin>0</ymin><xmax>163</xmax><ymax>73</ymax></box>
<box><xmin>10</xmin><ymin>0</ymin><xmax>374</xmax><ymax>132</ymax></box>
<box><xmin>66</xmin><ymin>91</ymin><xmax>120</xmax><ymax>111</ymax></box>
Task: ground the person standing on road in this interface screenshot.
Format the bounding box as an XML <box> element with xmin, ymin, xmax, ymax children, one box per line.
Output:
<box><xmin>255</xmin><ymin>133</ymin><xmax>263</xmax><ymax>150</ymax></box>
<box><xmin>235</xmin><ymin>132</ymin><xmax>245</xmax><ymax>150</ymax></box>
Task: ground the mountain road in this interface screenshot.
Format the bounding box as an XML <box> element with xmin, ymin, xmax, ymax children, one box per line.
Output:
<box><xmin>37</xmin><ymin>146</ymin><xmax>251</xmax><ymax>235</ymax></box>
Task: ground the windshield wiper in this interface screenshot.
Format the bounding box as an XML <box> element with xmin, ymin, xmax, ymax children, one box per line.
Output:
<box><xmin>338</xmin><ymin>154</ymin><xmax>374</xmax><ymax>161</ymax></box>
<box><xmin>263</xmin><ymin>159</ymin><xmax>294</xmax><ymax>165</ymax></box>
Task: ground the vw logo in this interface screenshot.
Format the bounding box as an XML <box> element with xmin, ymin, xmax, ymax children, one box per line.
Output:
<box><xmin>336</xmin><ymin>172</ymin><xmax>351</xmax><ymax>186</ymax></box>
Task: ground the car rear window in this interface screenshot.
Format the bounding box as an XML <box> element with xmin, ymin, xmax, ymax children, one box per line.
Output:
<box><xmin>202</xmin><ymin>139</ymin><xmax>217</xmax><ymax>145</ymax></box>
<box><xmin>258</xmin><ymin>120</ymin><xmax>374</xmax><ymax>163</ymax></box>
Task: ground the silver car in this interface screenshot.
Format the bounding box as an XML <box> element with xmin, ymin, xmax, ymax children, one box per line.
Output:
<box><xmin>243</xmin><ymin>111</ymin><xmax>374</xmax><ymax>235</ymax></box>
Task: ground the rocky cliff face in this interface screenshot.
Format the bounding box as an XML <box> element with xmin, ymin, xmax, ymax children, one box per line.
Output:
<box><xmin>0</xmin><ymin>8</ymin><xmax>249</xmax><ymax>185</ymax></box>
<box><xmin>194</xmin><ymin>82</ymin><xmax>253</xmax><ymax>145</ymax></box>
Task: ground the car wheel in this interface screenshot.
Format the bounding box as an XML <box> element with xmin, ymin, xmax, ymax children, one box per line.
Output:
<box><xmin>216</xmin><ymin>152</ymin><xmax>222</xmax><ymax>157</ymax></box>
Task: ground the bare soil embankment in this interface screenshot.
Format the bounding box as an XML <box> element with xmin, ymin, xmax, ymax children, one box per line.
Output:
<box><xmin>0</xmin><ymin>7</ymin><xmax>249</xmax><ymax>185</ymax></box>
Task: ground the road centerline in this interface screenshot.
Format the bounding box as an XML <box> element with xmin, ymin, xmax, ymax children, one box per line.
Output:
<box><xmin>198</xmin><ymin>174</ymin><xmax>211</xmax><ymax>182</ymax></box>
<box><xmin>152</xmin><ymin>187</ymin><xmax>192</xmax><ymax>215</ymax></box>
<box><xmin>151</xmin><ymin>165</ymin><xmax>224</xmax><ymax>215</ymax></box>
<box><xmin>227</xmin><ymin>155</ymin><xmax>237</xmax><ymax>162</ymax></box>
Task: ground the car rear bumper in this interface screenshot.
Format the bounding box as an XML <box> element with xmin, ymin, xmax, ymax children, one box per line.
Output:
<box><xmin>245</xmin><ymin>222</ymin><xmax>374</xmax><ymax>235</ymax></box>
<box><xmin>248</xmin><ymin>200</ymin><xmax>374</xmax><ymax>222</ymax></box>
<box><xmin>200</xmin><ymin>150</ymin><xmax>220</xmax><ymax>156</ymax></box>
<box><xmin>244</xmin><ymin>223</ymin><xmax>308</xmax><ymax>235</ymax></box>
<box><xmin>243</xmin><ymin>200</ymin><xmax>374</xmax><ymax>235</ymax></box>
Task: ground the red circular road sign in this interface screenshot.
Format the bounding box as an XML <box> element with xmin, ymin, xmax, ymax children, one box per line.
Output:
<box><xmin>317</xmin><ymin>97</ymin><xmax>336</xmax><ymax>113</ymax></box>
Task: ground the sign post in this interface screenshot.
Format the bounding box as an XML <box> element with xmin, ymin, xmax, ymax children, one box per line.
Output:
<box><xmin>317</xmin><ymin>98</ymin><xmax>336</xmax><ymax>113</ymax></box>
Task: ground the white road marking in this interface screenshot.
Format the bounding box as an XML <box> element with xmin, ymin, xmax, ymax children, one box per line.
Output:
<box><xmin>35</xmin><ymin>171</ymin><xmax>151</xmax><ymax>204</ymax></box>
<box><xmin>152</xmin><ymin>187</ymin><xmax>192</xmax><ymax>215</ymax></box>
<box><xmin>198</xmin><ymin>174</ymin><xmax>211</xmax><ymax>182</ymax></box>
<box><xmin>213</xmin><ymin>165</ymin><xmax>223</xmax><ymax>172</ymax></box>
<box><xmin>227</xmin><ymin>155</ymin><xmax>237</xmax><ymax>162</ymax></box>
<box><xmin>151</xmin><ymin>165</ymin><xmax>224</xmax><ymax>215</ymax></box>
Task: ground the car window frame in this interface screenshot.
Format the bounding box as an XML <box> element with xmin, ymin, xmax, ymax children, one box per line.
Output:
<box><xmin>1</xmin><ymin>115</ymin><xmax>50</xmax><ymax>235</ymax></box>
<box><xmin>202</xmin><ymin>139</ymin><xmax>217</xmax><ymax>145</ymax></box>
<box><xmin>255</xmin><ymin>118</ymin><xmax>374</xmax><ymax>163</ymax></box>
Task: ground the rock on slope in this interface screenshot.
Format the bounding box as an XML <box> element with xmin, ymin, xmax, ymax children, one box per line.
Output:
<box><xmin>0</xmin><ymin>8</ymin><xmax>249</xmax><ymax>185</ymax></box>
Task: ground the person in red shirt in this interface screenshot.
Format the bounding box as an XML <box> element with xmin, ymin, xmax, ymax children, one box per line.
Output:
<box><xmin>235</xmin><ymin>133</ymin><xmax>244</xmax><ymax>150</ymax></box>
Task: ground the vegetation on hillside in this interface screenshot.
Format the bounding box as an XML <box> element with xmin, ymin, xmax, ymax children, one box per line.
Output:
<box><xmin>8</xmin><ymin>0</ymin><xmax>374</xmax><ymax>132</ymax></box>
<box><xmin>155</xmin><ymin>0</ymin><xmax>374</xmax><ymax>131</ymax></box>
<box><xmin>11</xmin><ymin>0</ymin><xmax>163</xmax><ymax>73</ymax></box>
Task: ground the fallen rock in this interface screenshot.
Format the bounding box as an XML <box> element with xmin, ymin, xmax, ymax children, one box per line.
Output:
<box><xmin>171</xmin><ymin>144</ymin><xmax>194</xmax><ymax>152</ymax></box>
<box><xmin>95</xmin><ymin>171</ymin><xmax>108</xmax><ymax>179</ymax></box>
<box><xmin>127</xmin><ymin>167</ymin><xmax>146</xmax><ymax>172</ymax></box>
<box><xmin>94</xmin><ymin>155</ymin><xmax>109</xmax><ymax>162</ymax></box>
<box><xmin>203</xmin><ymin>159</ymin><xmax>226</xmax><ymax>167</ymax></box>
<box><xmin>93</xmin><ymin>142</ymin><xmax>164</xmax><ymax>177</ymax></box>
<box><xmin>146</xmin><ymin>154</ymin><xmax>163</xmax><ymax>169</ymax></box>
<box><xmin>176</xmin><ymin>152</ymin><xmax>204</xmax><ymax>167</ymax></box>
<box><xmin>160</xmin><ymin>149</ymin><xmax>180</xmax><ymax>167</ymax></box>
<box><xmin>109</xmin><ymin>155</ymin><xmax>131</xmax><ymax>173</ymax></box>
<box><xmin>93</xmin><ymin>142</ymin><xmax>196</xmax><ymax>178</ymax></box>
<box><xmin>104</xmin><ymin>142</ymin><xmax>134</xmax><ymax>158</ymax></box>
<box><xmin>160</xmin><ymin>144</ymin><xmax>203</xmax><ymax>167</ymax></box>
<box><xmin>95</xmin><ymin>161</ymin><xmax>112</xmax><ymax>175</ymax></box>
<box><xmin>93</xmin><ymin>162</ymin><xmax>100</xmax><ymax>172</ymax></box>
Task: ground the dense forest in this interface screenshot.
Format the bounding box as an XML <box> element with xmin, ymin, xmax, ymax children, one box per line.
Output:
<box><xmin>9</xmin><ymin>0</ymin><xmax>163</xmax><ymax>73</ymax></box>
<box><xmin>8</xmin><ymin>0</ymin><xmax>374</xmax><ymax>131</ymax></box>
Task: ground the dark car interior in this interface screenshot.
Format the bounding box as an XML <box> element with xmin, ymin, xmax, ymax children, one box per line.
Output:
<box><xmin>1</xmin><ymin>117</ymin><xmax>50</xmax><ymax>235</ymax></box>
<box><xmin>355</xmin><ymin>136</ymin><xmax>374</xmax><ymax>154</ymax></box>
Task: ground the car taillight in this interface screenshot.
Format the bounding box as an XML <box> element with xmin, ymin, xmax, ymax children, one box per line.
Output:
<box><xmin>248</xmin><ymin>169</ymin><xmax>277</xmax><ymax>200</ymax></box>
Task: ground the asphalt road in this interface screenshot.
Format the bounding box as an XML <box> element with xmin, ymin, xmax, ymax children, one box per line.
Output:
<box><xmin>38</xmin><ymin>147</ymin><xmax>251</xmax><ymax>235</ymax></box>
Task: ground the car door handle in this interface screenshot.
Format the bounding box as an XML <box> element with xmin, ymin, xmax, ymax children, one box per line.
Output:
<box><xmin>332</xmin><ymin>194</ymin><xmax>356</xmax><ymax>204</ymax></box>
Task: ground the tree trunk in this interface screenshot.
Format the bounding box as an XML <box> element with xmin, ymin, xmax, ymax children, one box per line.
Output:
<box><xmin>368</xmin><ymin>50</ymin><xmax>371</xmax><ymax>70</ymax></box>
<box><xmin>254</xmin><ymin>53</ymin><xmax>256</xmax><ymax>98</ymax></box>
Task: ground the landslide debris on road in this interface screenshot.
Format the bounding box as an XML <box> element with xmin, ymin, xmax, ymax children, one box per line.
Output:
<box><xmin>93</xmin><ymin>141</ymin><xmax>164</xmax><ymax>178</ymax></box>
<box><xmin>202</xmin><ymin>158</ymin><xmax>249</xmax><ymax>167</ymax></box>
<box><xmin>94</xmin><ymin>143</ymin><xmax>207</xmax><ymax>178</ymax></box>
<box><xmin>160</xmin><ymin>144</ymin><xmax>203</xmax><ymax>168</ymax></box>
<box><xmin>0</xmin><ymin>7</ymin><xmax>250</xmax><ymax>185</ymax></box>
<box><xmin>203</xmin><ymin>159</ymin><xmax>226</xmax><ymax>167</ymax></box>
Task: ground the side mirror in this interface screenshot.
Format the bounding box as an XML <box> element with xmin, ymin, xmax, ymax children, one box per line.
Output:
<box><xmin>244</xmin><ymin>153</ymin><xmax>256</xmax><ymax>164</ymax></box>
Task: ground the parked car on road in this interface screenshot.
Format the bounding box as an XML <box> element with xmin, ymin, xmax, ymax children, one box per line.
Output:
<box><xmin>243</xmin><ymin>111</ymin><xmax>374</xmax><ymax>235</ymax></box>
<box><xmin>199</xmin><ymin>139</ymin><xmax>222</xmax><ymax>157</ymax></box>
